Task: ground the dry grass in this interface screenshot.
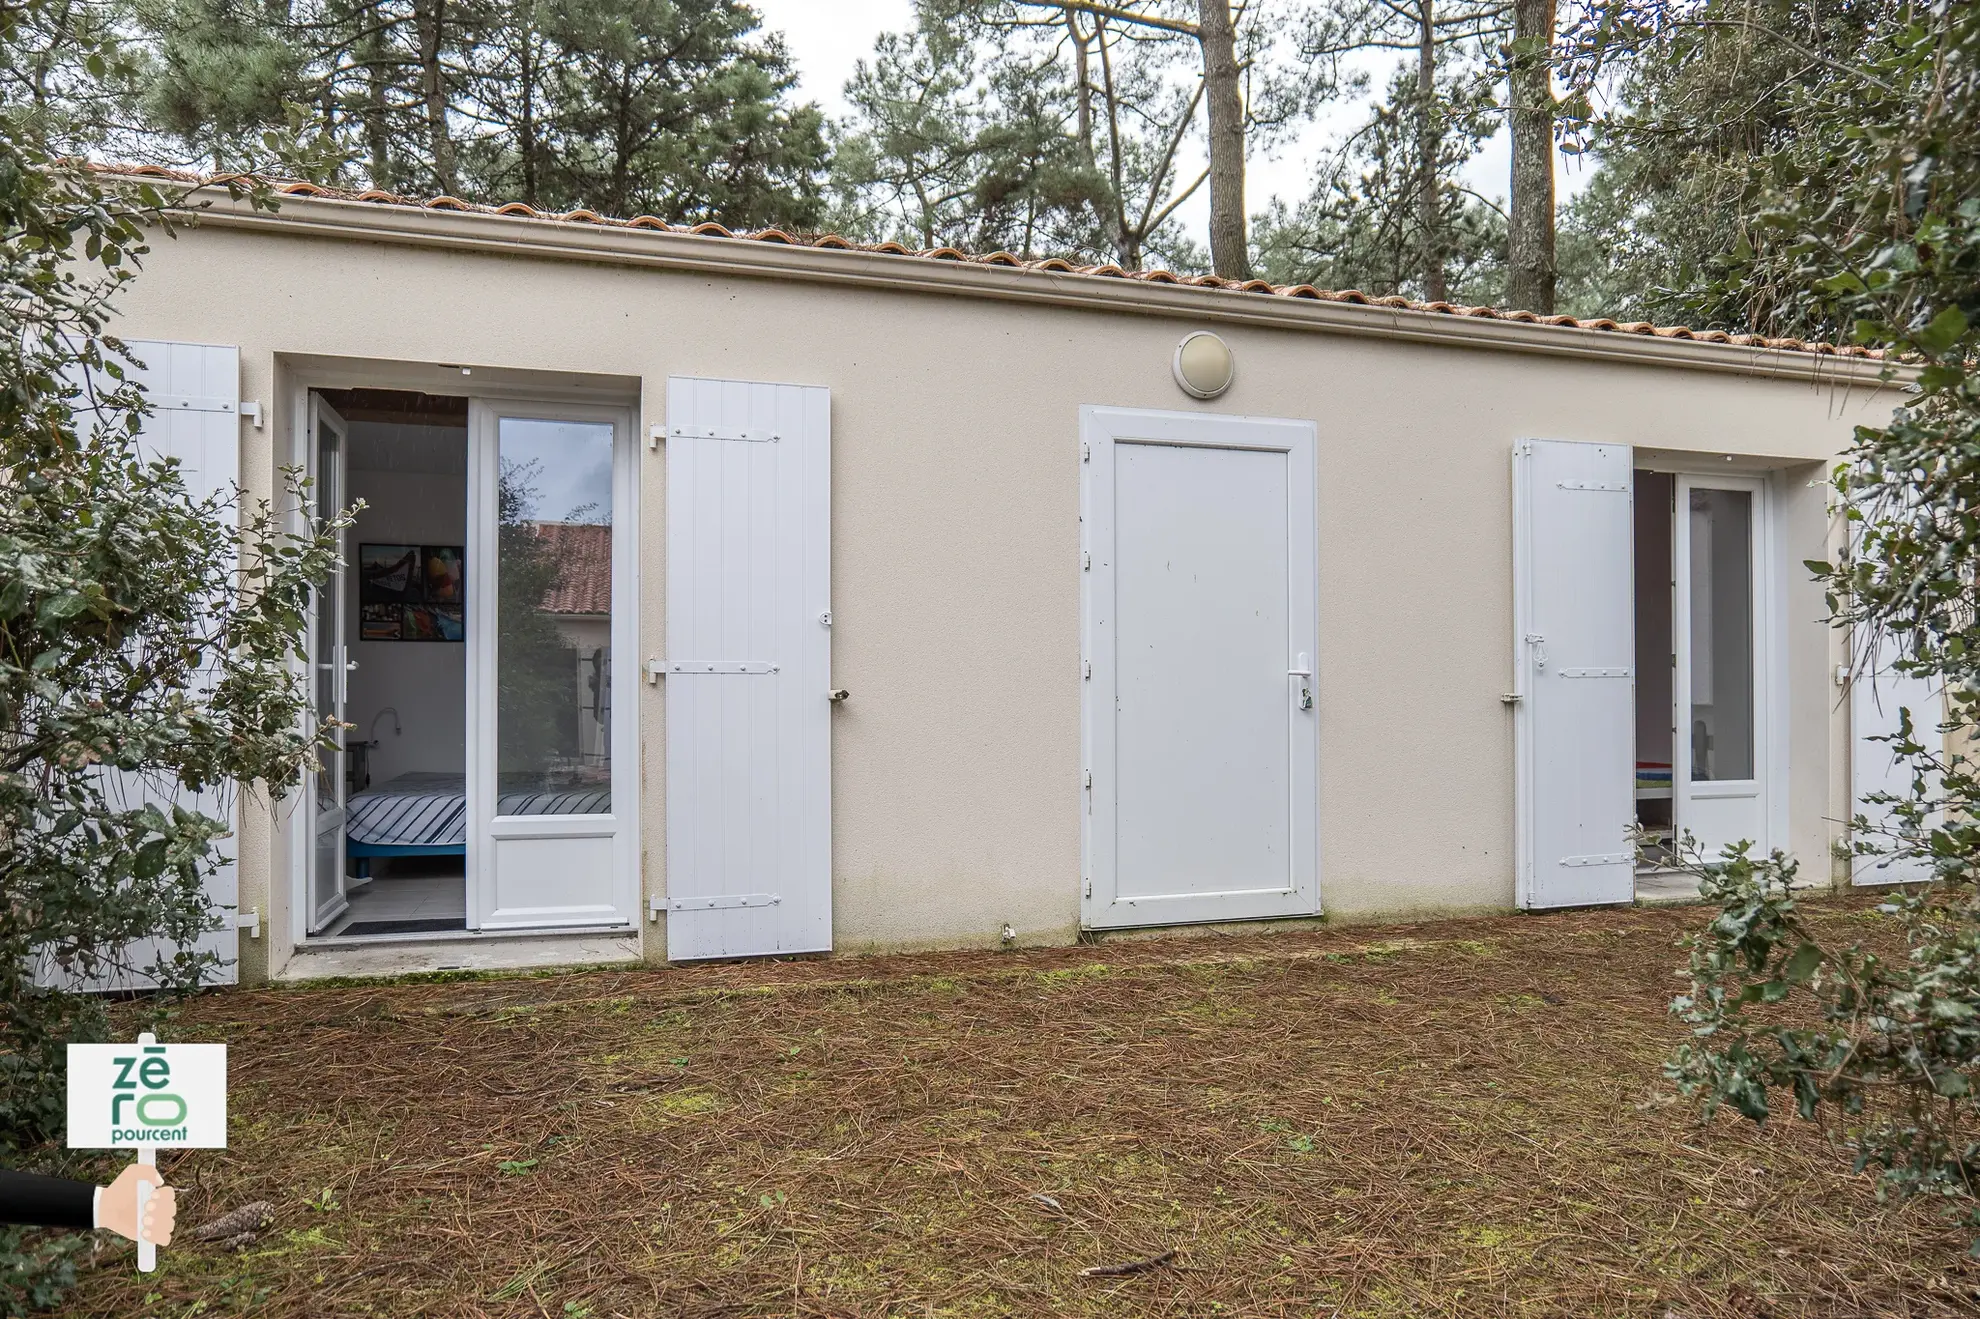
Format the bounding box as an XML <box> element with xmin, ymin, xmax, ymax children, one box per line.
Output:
<box><xmin>59</xmin><ymin>895</ymin><xmax>1980</xmax><ymax>1318</ymax></box>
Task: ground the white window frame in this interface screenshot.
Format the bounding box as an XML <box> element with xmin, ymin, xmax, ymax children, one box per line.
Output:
<box><xmin>281</xmin><ymin>368</ymin><xmax>641</xmax><ymax>947</ymax></box>
<box><xmin>1636</xmin><ymin>461</ymin><xmax>1789</xmax><ymax>861</ymax></box>
<box><xmin>466</xmin><ymin>397</ymin><xmax>640</xmax><ymax>931</ymax></box>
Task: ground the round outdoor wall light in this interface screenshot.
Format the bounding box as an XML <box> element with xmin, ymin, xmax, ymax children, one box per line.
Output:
<box><xmin>1173</xmin><ymin>330</ymin><xmax>1235</xmax><ymax>399</ymax></box>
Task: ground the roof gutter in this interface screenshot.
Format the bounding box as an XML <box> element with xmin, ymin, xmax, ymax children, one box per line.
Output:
<box><xmin>171</xmin><ymin>187</ymin><xmax>1899</xmax><ymax>388</ymax></box>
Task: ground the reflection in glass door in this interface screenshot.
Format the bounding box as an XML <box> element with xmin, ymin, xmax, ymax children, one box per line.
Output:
<box><xmin>1687</xmin><ymin>487</ymin><xmax>1756</xmax><ymax>783</ymax></box>
<box><xmin>1674</xmin><ymin>475</ymin><xmax>1769</xmax><ymax>859</ymax></box>
<box><xmin>496</xmin><ymin>418</ymin><xmax>614</xmax><ymax>809</ymax></box>
<box><xmin>307</xmin><ymin>395</ymin><xmax>352</xmax><ymax>933</ymax></box>
<box><xmin>467</xmin><ymin>403</ymin><xmax>637</xmax><ymax>929</ymax></box>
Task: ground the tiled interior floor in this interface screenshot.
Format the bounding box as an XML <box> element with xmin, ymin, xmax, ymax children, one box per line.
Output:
<box><xmin>1635</xmin><ymin>866</ymin><xmax>1838</xmax><ymax>906</ymax></box>
<box><xmin>325</xmin><ymin>874</ymin><xmax>466</xmax><ymax>936</ymax></box>
<box><xmin>1634</xmin><ymin>868</ymin><xmax>1704</xmax><ymax>904</ymax></box>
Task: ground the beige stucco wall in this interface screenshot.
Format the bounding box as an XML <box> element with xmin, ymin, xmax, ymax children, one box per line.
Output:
<box><xmin>106</xmin><ymin>213</ymin><xmax>1899</xmax><ymax>980</ymax></box>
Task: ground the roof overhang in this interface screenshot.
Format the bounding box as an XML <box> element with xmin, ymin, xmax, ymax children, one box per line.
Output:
<box><xmin>159</xmin><ymin>182</ymin><xmax>1901</xmax><ymax>388</ymax></box>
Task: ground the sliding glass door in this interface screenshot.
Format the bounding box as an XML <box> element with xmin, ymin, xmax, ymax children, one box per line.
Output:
<box><xmin>466</xmin><ymin>401</ymin><xmax>639</xmax><ymax>929</ymax></box>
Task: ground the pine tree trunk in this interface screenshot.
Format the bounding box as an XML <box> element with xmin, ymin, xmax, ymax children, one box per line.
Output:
<box><xmin>1096</xmin><ymin>23</ymin><xmax>1134</xmax><ymax>266</ymax></box>
<box><xmin>518</xmin><ymin>5</ymin><xmax>539</xmax><ymax>206</ymax></box>
<box><xmin>1198</xmin><ymin>0</ymin><xmax>1251</xmax><ymax>280</ymax></box>
<box><xmin>1417</xmin><ymin>0</ymin><xmax>1447</xmax><ymax>302</ymax></box>
<box><xmin>416</xmin><ymin>0</ymin><xmax>457</xmax><ymax>194</ymax></box>
<box><xmin>1067</xmin><ymin>7</ymin><xmax>1094</xmax><ymax>166</ymax></box>
<box><xmin>1508</xmin><ymin>0</ymin><xmax>1557</xmax><ymax>313</ymax></box>
<box><xmin>360</xmin><ymin>3</ymin><xmax>390</xmax><ymax>190</ymax></box>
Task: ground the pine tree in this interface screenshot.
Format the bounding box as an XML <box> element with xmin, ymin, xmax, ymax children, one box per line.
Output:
<box><xmin>829</xmin><ymin>9</ymin><xmax>1105</xmax><ymax>256</ymax></box>
<box><xmin>1255</xmin><ymin>44</ymin><xmax>1505</xmax><ymax>302</ymax></box>
<box><xmin>120</xmin><ymin>0</ymin><xmax>829</xmax><ymax>226</ymax></box>
<box><xmin>535</xmin><ymin>0</ymin><xmax>826</xmax><ymax>225</ymax></box>
<box><xmin>130</xmin><ymin>0</ymin><xmax>306</xmax><ymax>171</ymax></box>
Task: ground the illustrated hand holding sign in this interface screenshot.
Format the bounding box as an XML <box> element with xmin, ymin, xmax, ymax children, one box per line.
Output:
<box><xmin>67</xmin><ymin>1032</ymin><xmax>226</xmax><ymax>1271</ymax></box>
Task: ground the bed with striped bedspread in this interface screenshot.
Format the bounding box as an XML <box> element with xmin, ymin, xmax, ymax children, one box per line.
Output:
<box><xmin>347</xmin><ymin>772</ymin><xmax>610</xmax><ymax>849</ymax></box>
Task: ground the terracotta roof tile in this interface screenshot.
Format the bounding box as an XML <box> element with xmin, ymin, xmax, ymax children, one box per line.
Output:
<box><xmin>532</xmin><ymin>521</ymin><xmax>610</xmax><ymax>616</ymax></box>
<box><xmin>99</xmin><ymin>163</ymin><xmax>1882</xmax><ymax>360</ymax></box>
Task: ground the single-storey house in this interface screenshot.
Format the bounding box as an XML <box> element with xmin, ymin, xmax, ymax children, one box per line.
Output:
<box><xmin>95</xmin><ymin>166</ymin><xmax>1924</xmax><ymax>986</ymax></box>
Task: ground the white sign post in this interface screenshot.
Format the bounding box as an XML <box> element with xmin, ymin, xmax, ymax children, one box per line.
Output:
<box><xmin>67</xmin><ymin>1032</ymin><xmax>227</xmax><ymax>1271</ymax></box>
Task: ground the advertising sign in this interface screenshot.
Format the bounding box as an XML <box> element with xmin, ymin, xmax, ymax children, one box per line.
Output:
<box><xmin>67</xmin><ymin>1039</ymin><xmax>227</xmax><ymax>1150</ymax></box>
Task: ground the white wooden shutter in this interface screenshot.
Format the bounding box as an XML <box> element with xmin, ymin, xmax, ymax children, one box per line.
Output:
<box><xmin>1513</xmin><ymin>439</ymin><xmax>1636</xmax><ymax>908</ymax></box>
<box><xmin>663</xmin><ymin>377</ymin><xmax>831</xmax><ymax>959</ymax></box>
<box><xmin>43</xmin><ymin>341</ymin><xmax>244</xmax><ymax>989</ymax></box>
<box><xmin>1851</xmin><ymin>637</ymin><xmax>1943</xmax><ymax>885</ymax></box>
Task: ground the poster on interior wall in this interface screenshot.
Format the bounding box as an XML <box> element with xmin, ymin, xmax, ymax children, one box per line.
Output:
<box><xmin>359</xmin><ymin>543</ymin><xmax>465</xmax><ymax>642</ymax></box>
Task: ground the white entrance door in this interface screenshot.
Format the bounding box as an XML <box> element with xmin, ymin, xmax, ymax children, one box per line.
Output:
<box><xmin>1673</xmin><ymin>474</ymin><xmax>1771</xmax><ymax>860</ymax></box>
<box><xmin>466</xmin><ymin>401</ymin><xmax>639</xmax><ymax>929</ymax></box>
<box><xmin>305</xmin><ymin>394</ymin><xmax>352</xmax><ymax>933</ymax></box>
<box><xmin>1512</xmin><ymin>439</ymin><xmax>1635</xmax><ymax>908</ymax></box>
<box><xmin>663</xmin><ymin>377</ymin><xmax>833</xmax><ymax>960</ymax></box>
<box><xmin>1081</xmin><ymin>406</ymin><xmax>1319</xmax><ymax>929</ymax></box>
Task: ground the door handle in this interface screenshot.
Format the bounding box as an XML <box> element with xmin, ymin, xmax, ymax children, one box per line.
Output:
<box><xmin>1289</xmin><ymin>653</ymin><xmax>1313</xmax><ymax>710</ymax></box>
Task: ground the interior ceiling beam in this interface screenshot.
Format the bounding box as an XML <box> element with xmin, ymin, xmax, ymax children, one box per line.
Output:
<box><xmin>316</xmin><ymin>387</ymin><xmax>470</xmax><ymax>427</ymax></box>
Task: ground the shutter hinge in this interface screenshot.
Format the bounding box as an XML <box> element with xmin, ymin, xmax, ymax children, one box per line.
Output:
<box><xmin>1082</xmin><ymin>550</ymin><xmax>1091</xmax><ymax>570</ymax></box>
<box><xmin>668</xmin><ymin>426</ymin><xmax>779</xmax><ymax>443</ymax></box>
<box><xmin>649</xmin><ymin>660</ymin><xmax>778</xmax><ymax>675</ymax></box>
<box><xmin>1081</xmin><ymin>441</ymin><xmax>1090</xmax><ymax>462</ymax></box>
<box><xmin>1083</xmin><ymin>878</ymin><xmax>1093</xmax><ymax>899</ymax></box>
<box><xmin>1084</xmin><ymin>769</ymin><xmax>1092</xmax><ymax>789</ymax></box>
<box><xmin>1083</xmin><ymin>659</ymin><xmax>1091</xmax><ymax>679</ymax></box>
<box><xmin>153</xmin><ymin>393</ymin><xmax>238</xmax><ymax>415</ymax></box>
<box><xmin>651</xmin><ymin>893</ymin><xmax>781</xmax><ymax>920</ymax></box>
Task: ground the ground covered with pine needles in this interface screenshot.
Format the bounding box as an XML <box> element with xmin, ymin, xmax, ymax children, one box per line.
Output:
<box><xmin>59</xmin><ymin>895</ymin><xmax>1980</xmax><ymax>1317</ymax></box>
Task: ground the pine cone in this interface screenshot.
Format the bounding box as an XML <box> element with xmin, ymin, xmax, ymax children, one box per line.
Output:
<box><xmin>193</xmin><ymin>1201</ymin><xmax>276</xmax><ymax>1244</ymax></box>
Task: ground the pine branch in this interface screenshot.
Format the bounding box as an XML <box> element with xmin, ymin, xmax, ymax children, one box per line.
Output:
<box><xmin>1011</xmin><ymin>1</ymin><xmax>1199</xmax><ymax>39</ymax></box>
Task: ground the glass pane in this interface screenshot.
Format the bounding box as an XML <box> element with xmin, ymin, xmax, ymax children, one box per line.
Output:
<box><xmin>313</xmin><ymin>419</ymin><xmax>342</xmax><ymax>809</ymax></box>
<box><xmin>1688</xmin><ymin>487</ymin><xmax>1754</xmax><ymax>781</ymax></box>
<box><xmin>496</xmin><ymin>417</ymin><xmax>614</xmax><ymax>812</ymax></box>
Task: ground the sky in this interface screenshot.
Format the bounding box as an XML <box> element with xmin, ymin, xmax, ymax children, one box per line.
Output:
<box><xmin>750</xmin><ymin>0</ymin><xmax>1594</xmax><ymax>252</ymax></box>
<box><xmin>502</xmin><ymin>419</ymin><xmax>615</xmax><ymax>526</ymax></box>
